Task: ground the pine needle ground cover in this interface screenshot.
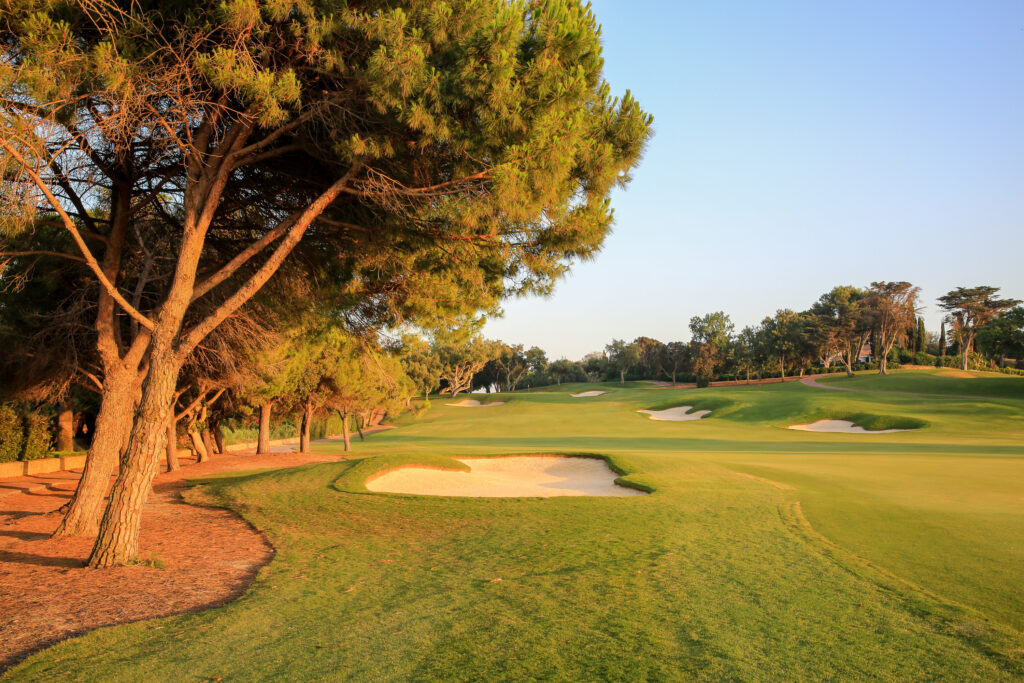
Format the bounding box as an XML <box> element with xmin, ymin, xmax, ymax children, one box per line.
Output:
<box><xmin>8</xmin><ymin>370</ymin><xmax>1024</xmax><ymax>680</ymax></box>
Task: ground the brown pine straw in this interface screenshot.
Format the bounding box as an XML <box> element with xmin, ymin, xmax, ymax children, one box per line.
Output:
<box><xmin>0</xmin><ymin>450</ymin><xmax>345</xmax><ymax>672</ymax></box>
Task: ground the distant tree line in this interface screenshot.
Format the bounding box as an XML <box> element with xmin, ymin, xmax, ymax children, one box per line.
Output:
<box><xmin>458</xmin><ymin>282</ymin><xmax>1023</xmax><ymax>392</ymax></box>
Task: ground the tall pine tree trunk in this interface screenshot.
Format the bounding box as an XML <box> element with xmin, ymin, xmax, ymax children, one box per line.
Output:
<box><xmin>201</xmin><ymin>427</ymin><xmax>214</xmax><ymax>462</ymax></box>
<box><xmin>88</xmin><ymin>352</ymin><xmax>180</xmax><ymax>568</ymax></box>
<box><xmin>342</xmin><ymin>413</ymin><xmax>351</xmax><ymax>452</ymax></box>
<box><xmin>166</xmin><ymin>413</ymin><xmax>179</xmax><ymax>472</ymax></box>
<box><xmin>356</xmin><ymin>413</ymin><xmax>366</xmax><ymax>441</ymax></box>
<box><xmin>212</xmin><ymin>421</ymin><xmax>225</xmax><ymax>454</ymax></box>
<box><xmin>57</xmin><ymin>399</ymin><xmax>75</xmax><ymax>452</ymax></box>
<box><xmin>300</xmin><ymin>399</ymin><xmax>313</xmax><ymax>453</ymax></box>
<box><xmin>53</xmin><ymin>368</ymin><xmax>138</xmax><ymax>538</ymax></box>
<box><xmin>257</xmin><ymin>403</ymin><xmax>273</xmax><ymax>454</ymax></box>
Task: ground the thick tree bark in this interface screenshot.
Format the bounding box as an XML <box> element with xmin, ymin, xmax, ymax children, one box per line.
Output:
<box><xmin>57</xmin><ymin>400</ymin><xmax>75</xmax><ymax>452</ymax></box>
<box><xmin>188</xmin><ymin>428</ymin><xmax>206</xmax><ymax>461</ymax></box>
<box><xmin>257</xmin><ymin>403</ymin><xmax>273</xmax><ymax>454</ymax></box>
<box><xmin>166</xmin><ymin>414</ymin><xmax>179</xmax><ymax>472</ymax></box>
<box><xmin>212</xmin><ymin>421</ymin><xmax>225</xmax><ymax>454</ymax></box>
<box><xmin>52</xmin><ymin>369</ymin><xmax>137</xmax><ymax>538</ymax></box>
<box><xmin>300</xmin><ymin>399</ymin><xmax>312</xmax><ymax>453</ymax></box>
<box><xmin>201</xmin><ymin>427</ymin><xmax>214</xmax><ymax>462</ymax></box>
<box><xmin>88</xmin><ymin>353</ymin><xmax>179</xmax><ymax>568</ymax></box>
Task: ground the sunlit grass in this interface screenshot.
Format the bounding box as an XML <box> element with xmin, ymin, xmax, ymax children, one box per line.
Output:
<box><xmin>9</xmin><ymin>370</ymin><xmax>1024</xmax><ymax>681</ymax></box>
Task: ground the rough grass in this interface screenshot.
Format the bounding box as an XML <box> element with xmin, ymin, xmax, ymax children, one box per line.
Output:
<box><xmin>7</xmin><ymin>370</ymin><xmax>1024</xmax><ymax>681</ymax></box>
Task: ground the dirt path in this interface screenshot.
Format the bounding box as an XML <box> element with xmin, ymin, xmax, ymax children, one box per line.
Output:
<box><xmin>0</xmin><ymin>448</ymin><xmax>348</xmax><ymax>672</ymax></box>
<box><xmin>799</xmin><ymin>377</ymin><xmax>859</xmax><ymax>392</ymax></box>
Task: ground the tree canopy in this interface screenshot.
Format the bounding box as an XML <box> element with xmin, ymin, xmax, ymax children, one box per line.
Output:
<box><xmin>938</xmin><ymin>287</ymin><xmax>1021</xmax><ymax>371</ymax></box>
<box><xmin>1</xmin><ymin>0</ymin><xmax>652</xmax><ymax>566</ymax></box>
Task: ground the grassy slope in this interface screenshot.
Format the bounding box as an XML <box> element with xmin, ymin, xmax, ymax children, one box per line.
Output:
<box><xmin>8</xmin><ymin>371</ymin><xmax>1024</xmax><ymax>681</ymax></box>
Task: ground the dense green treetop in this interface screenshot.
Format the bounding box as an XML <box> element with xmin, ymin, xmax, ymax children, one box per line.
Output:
<box><xmin>1</xmin><ymin>0</ymin><xmax>653</xmax><ymax>343</ymax></box>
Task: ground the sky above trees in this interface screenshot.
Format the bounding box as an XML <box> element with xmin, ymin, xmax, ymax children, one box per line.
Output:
<box><xmin>484</xmin><ymin>0</ymin><xmax>1024</xmax><ymax>359</ymax></box>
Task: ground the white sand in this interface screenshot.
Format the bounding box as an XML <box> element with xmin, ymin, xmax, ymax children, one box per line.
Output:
<box><xmin>637</xmin><ymin>406</ymin><xmax>710</xmax><ymax>421</ymax></box>
<box><xmin>365</xmin><ymin>456</ymin><xmax>646</xmax><ymax>497</ymax></box>
<box><xmin>788</xmin><ymin>419</ymin><xmax>912</xmax><ymax>434</ymax></box>
<box><xmin>446</xmin><ymin>399</ymin><xmax>505</xmax><ymax>407</ymax></box>
<box><xmin>570</xmin><ymin>390</ymin><xmax>607</xmax><ymax>397</ymax></box>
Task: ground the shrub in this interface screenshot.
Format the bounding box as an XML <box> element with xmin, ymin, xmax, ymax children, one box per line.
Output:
<box><xmin>0</xmin><ymin>405</ymin><xmax>23</xmax><ymax>463</ymax></box>
<box><xmin>913</xmin><ymin>351</ymin><xmax>936</xmax><ymax>366</ymax></box>
<box><xmin>21</xmin><ymin>412</ymin><xmax>52</xmax><ymax>460</ymax></box>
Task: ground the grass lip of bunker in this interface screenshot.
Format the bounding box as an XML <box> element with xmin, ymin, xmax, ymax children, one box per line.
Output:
<box><xmin>569</xmin><ymin>390</ymin><xmax>607</xmax><ymax>398</ymax></box>
<box><xmin>637</xmin><ymin>405</ymin><xmax>710</xmax><ymax>422</ymax></box>
<box><xmin>788</xmin><ymin>419</ymin><xmax>917</xmax><ymax>434</ymax></box>
<box><xmin>363</xmin><ymin>454</ymin><xmax>648</xmax><ymax>498</ymax></box>
<box><xmin>446</xmin><ymin>399</ymin><xmax>506</xmax><ymax>407</ymax></box>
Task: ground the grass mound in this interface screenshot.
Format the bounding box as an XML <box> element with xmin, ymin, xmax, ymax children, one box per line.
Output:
<box><xmin>792</xmin><ymin>411</ymin><xmax>928</xmax><ymax>432</ymax></box>
<box><xmin>640</xmin><ymin>396</ymin><xmax>735</xmax><ymax>418</ymax></box>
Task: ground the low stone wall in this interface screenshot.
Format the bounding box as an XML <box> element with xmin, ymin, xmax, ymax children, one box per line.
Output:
<box><xmin>1</xmin><ymin>432</ymin><xmax>350</xmax><ymax>480</ymax></box>
<box><xmin>0</xmin><ymin>460</ymin><xmax>27</xmax><ymax>478</ymax></box>
<box><xmin>0</xmin><ymin>448</ymin><xmax>194</xmax><ymax>479</ymax></box>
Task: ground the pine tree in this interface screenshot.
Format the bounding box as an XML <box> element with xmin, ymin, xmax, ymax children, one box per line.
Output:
<box><xmin>1</xmin><ymin>0</ymin><xmax>652</xmax><ymax>566</ymax></box>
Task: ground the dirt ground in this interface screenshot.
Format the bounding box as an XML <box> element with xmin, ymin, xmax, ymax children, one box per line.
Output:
<box><xmin>0</xmin><ymin>449</ymin><xmax>345</xmax><ymax>672</ymax></box>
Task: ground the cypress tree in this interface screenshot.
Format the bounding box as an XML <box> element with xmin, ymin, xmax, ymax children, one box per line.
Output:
<box><xmin>938</xmin><ymin>321</ymin><xmax>947</xmax><ymax>357</ymax></box>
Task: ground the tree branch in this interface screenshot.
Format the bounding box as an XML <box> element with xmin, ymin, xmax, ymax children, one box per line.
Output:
<box><xmin>48</xmin><ymin>159</ymin><xmax>100</xmax><ymax>236</ymax></box>
<box><xmin>0</xmin><ymin>139</ymin><xmax>155</xmax><ymax>331</ymax></box>
<box><xmin>177</xmin><ymin>162</ymin><xmax>362</xmax><ymax>358</ymax></box>
<box><xmin>190</xmin><ymin>211</ymin><xmax>299</xmax><ymax>302</ymax></box>
<box><xmin>0</xmin><ymin>250</ymin><xmax>86</xmax><ymax>263</ymax></box>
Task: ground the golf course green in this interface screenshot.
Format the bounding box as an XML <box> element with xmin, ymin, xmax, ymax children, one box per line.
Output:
<box><xmin>8</xmin><ymin>369</ymin><xmax>1024</xmax><ymax>681</ymax></box>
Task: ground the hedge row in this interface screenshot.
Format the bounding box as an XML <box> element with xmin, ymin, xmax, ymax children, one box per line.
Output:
<box><xmin>0</xmin><ymin>405</ymin><xmax>54</xmax><ymax>463</ymax></box>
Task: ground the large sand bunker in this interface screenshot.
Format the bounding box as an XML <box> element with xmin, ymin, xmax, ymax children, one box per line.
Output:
<box><xmin>788</xmin><ymin>419</ymin><xmax>912</xmax><ymax>434</ymax></box>
<box><xmin>365</xmin><ymin>456</ymin><xmax>646</xmax><ymax>497</ymax></box>
<box><xmin>637</xmin><ymin>406</ymin><xmax>710</xmax><ymax>421</ymax></box>
<box><xmin>446</xmin><ymin>399</ymin><xmax>505</xmax><ymax>407</ymax></box>
<box><xmin>570</xmin><ymin>390</ymin><xmax>607</xmax><ymax>397</ymax></box>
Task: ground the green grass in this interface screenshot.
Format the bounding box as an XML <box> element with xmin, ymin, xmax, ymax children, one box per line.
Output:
<box><xmin>8</xmin><ymin>370</ymin><xmax>1024</xmax><ymax>681</ymax></box>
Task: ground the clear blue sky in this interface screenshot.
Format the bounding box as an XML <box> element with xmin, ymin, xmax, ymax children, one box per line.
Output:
<box><xmin>484</xmin><ymin>1</ymin><xmax>1024</xmax><ymax>360</ymax></box>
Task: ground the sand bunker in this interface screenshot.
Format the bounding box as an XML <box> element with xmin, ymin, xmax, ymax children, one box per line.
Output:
<box><xmin>446</xmin><ymin>399</ymin><xmax>505</xmax><ymax>407</ymax></box>
<box><xmin>570</xmin><ymin>390</ymin><xmax>607</xmax><ymax>397</ymax></box>
<box><xmin>365</xmin><ymin>456</ymin><xmax>646</xmax><ymax>497</ymax></box>
<box><xmin>637</xmin><ymin>406</ymin><xmax>710</xmax><ymax>421</ymax></box>
<box><xmin>788</xmin><ymin>419</ymin><xmax>912</xmax><ymax>434</ymax></box>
